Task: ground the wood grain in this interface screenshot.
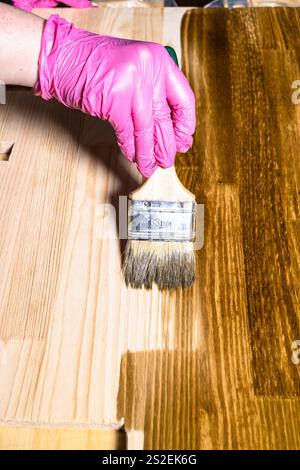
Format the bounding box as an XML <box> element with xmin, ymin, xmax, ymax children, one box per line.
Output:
<box><xmin>0</xmin><ymin>7</ymin><xmax>165</xmax><ymax>448</ymax></box>
<box><xmin>118</xmin><ymin>7</ymin><xmax>300</xmax><ymax>449</ymax></box>
<box><xmin>0</xmin><ymin>426</ymin><xmax>126</xmax><ymax>450</ymax></box>
<box><xmin>0</xmin><ymin>6</ymin><xmax>300</xmax><ymax>450</ymax></box>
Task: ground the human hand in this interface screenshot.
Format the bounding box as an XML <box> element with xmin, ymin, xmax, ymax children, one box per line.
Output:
<box><xmin>34</xmin><ymin>15</ymin><xmax>196</xmax><ymax>177</ymax></box>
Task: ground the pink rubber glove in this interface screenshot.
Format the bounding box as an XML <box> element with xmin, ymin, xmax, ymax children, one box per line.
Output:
<box><xmin>34</xmin><ymin>15</ymin><xmax>196</xmax><ymax>177</ymax></box>
<box><xmin>13</xmin><ymin>0</ymin><xmax>93</xmax><ymax>12</ymax></box>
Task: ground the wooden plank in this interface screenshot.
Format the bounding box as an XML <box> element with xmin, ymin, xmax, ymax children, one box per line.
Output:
<box><xmin>171</xmin><ymin>7</ymin><xmax>299</xmax><ymax>448</ymax></box>
<box><xmin>0</xmin><ymin>426</ymin><xmax>126</xmax><ymax>450</ymax></box>
<box><xmin>226</xmin><ymin>7</ymin><xmax>300</xmax><ymax>397</ymax></box>
<box><xmin>109</xmin><ymin>7</ymin><xmax>300</xmax><ymax>450</ymax></box>
<box><xmin>0</xmin><ymin>8</ymin><xmax>164</xmax><ymax>445</ymax></box>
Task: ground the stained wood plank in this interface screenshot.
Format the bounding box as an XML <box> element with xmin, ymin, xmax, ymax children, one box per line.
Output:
<box><xmin>118</xmin><ymin>7</ymin><xmax>300</xmax><ymax>450</ymax></box>
<box><xmin>226</xmin><ymin>8</ymin><xmax>300</xmax><ymax>397</ymax></box>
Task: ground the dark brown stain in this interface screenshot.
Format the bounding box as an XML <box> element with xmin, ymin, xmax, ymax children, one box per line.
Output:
<box><xmin>117</xmin><ymin>8</ymin><xmax>300</xmax><ymax>450</ymax></box>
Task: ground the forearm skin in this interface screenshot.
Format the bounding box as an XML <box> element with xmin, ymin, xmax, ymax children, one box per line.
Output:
<box><xmin>0</xmin><ymin>2</ymin><xmax>44</xmax><ymax>87</ymax></box>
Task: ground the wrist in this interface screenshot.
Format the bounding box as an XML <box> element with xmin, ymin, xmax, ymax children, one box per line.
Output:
<box><xmin>33</xmin><ymin>15</ymin><xmax>97</xmax><ymax>106</ymax></box>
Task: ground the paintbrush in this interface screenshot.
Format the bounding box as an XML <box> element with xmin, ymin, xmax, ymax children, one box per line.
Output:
<box><xmin>123</xmin><ymin>165</ymin><xmax>196</xmax><ymax>290</ymax></box>
<box><xmin>122</xmin><ymin>47</ymin><xmax>196</xmax><ymax>290</ymax></box>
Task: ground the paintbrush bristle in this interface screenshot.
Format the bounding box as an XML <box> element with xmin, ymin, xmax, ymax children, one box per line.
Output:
<box><xmin>123</xmin><ymin>240</ymin><xmax>195</xmax><ymax>290</ymax></box>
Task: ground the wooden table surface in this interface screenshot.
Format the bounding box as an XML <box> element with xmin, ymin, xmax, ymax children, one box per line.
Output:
<box><xmin>0</xmin><ymin>6</ymin><xmax>299</xmax><ymax>450</ymax></box>
<box><xmin>176</xmin><ymin>7</ymin><xmax>300</xmax><ymax>449</ymax></box>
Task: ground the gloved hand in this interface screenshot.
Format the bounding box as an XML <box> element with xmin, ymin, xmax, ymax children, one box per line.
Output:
<box><xmin>34</xmin><ymin>15</ymin><xmax>196</xmax><ymax>177</ymax></box>
<box><xmin>13</xmin><ymin>0</ymin><xmax>93</xmax><ymax>12</ymax></box>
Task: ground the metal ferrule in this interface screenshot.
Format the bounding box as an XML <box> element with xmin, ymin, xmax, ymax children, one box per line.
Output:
<box><xmin>127</xmin><ymin>200</ymin><xmax>196</xmax><ymax>242</ymax></box>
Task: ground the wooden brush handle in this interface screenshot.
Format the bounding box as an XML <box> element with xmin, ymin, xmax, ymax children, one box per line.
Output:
<box><xmin>129</xmin><ymin>166</ymin><xmax>195</xmax><ymax>202</ymax></box>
